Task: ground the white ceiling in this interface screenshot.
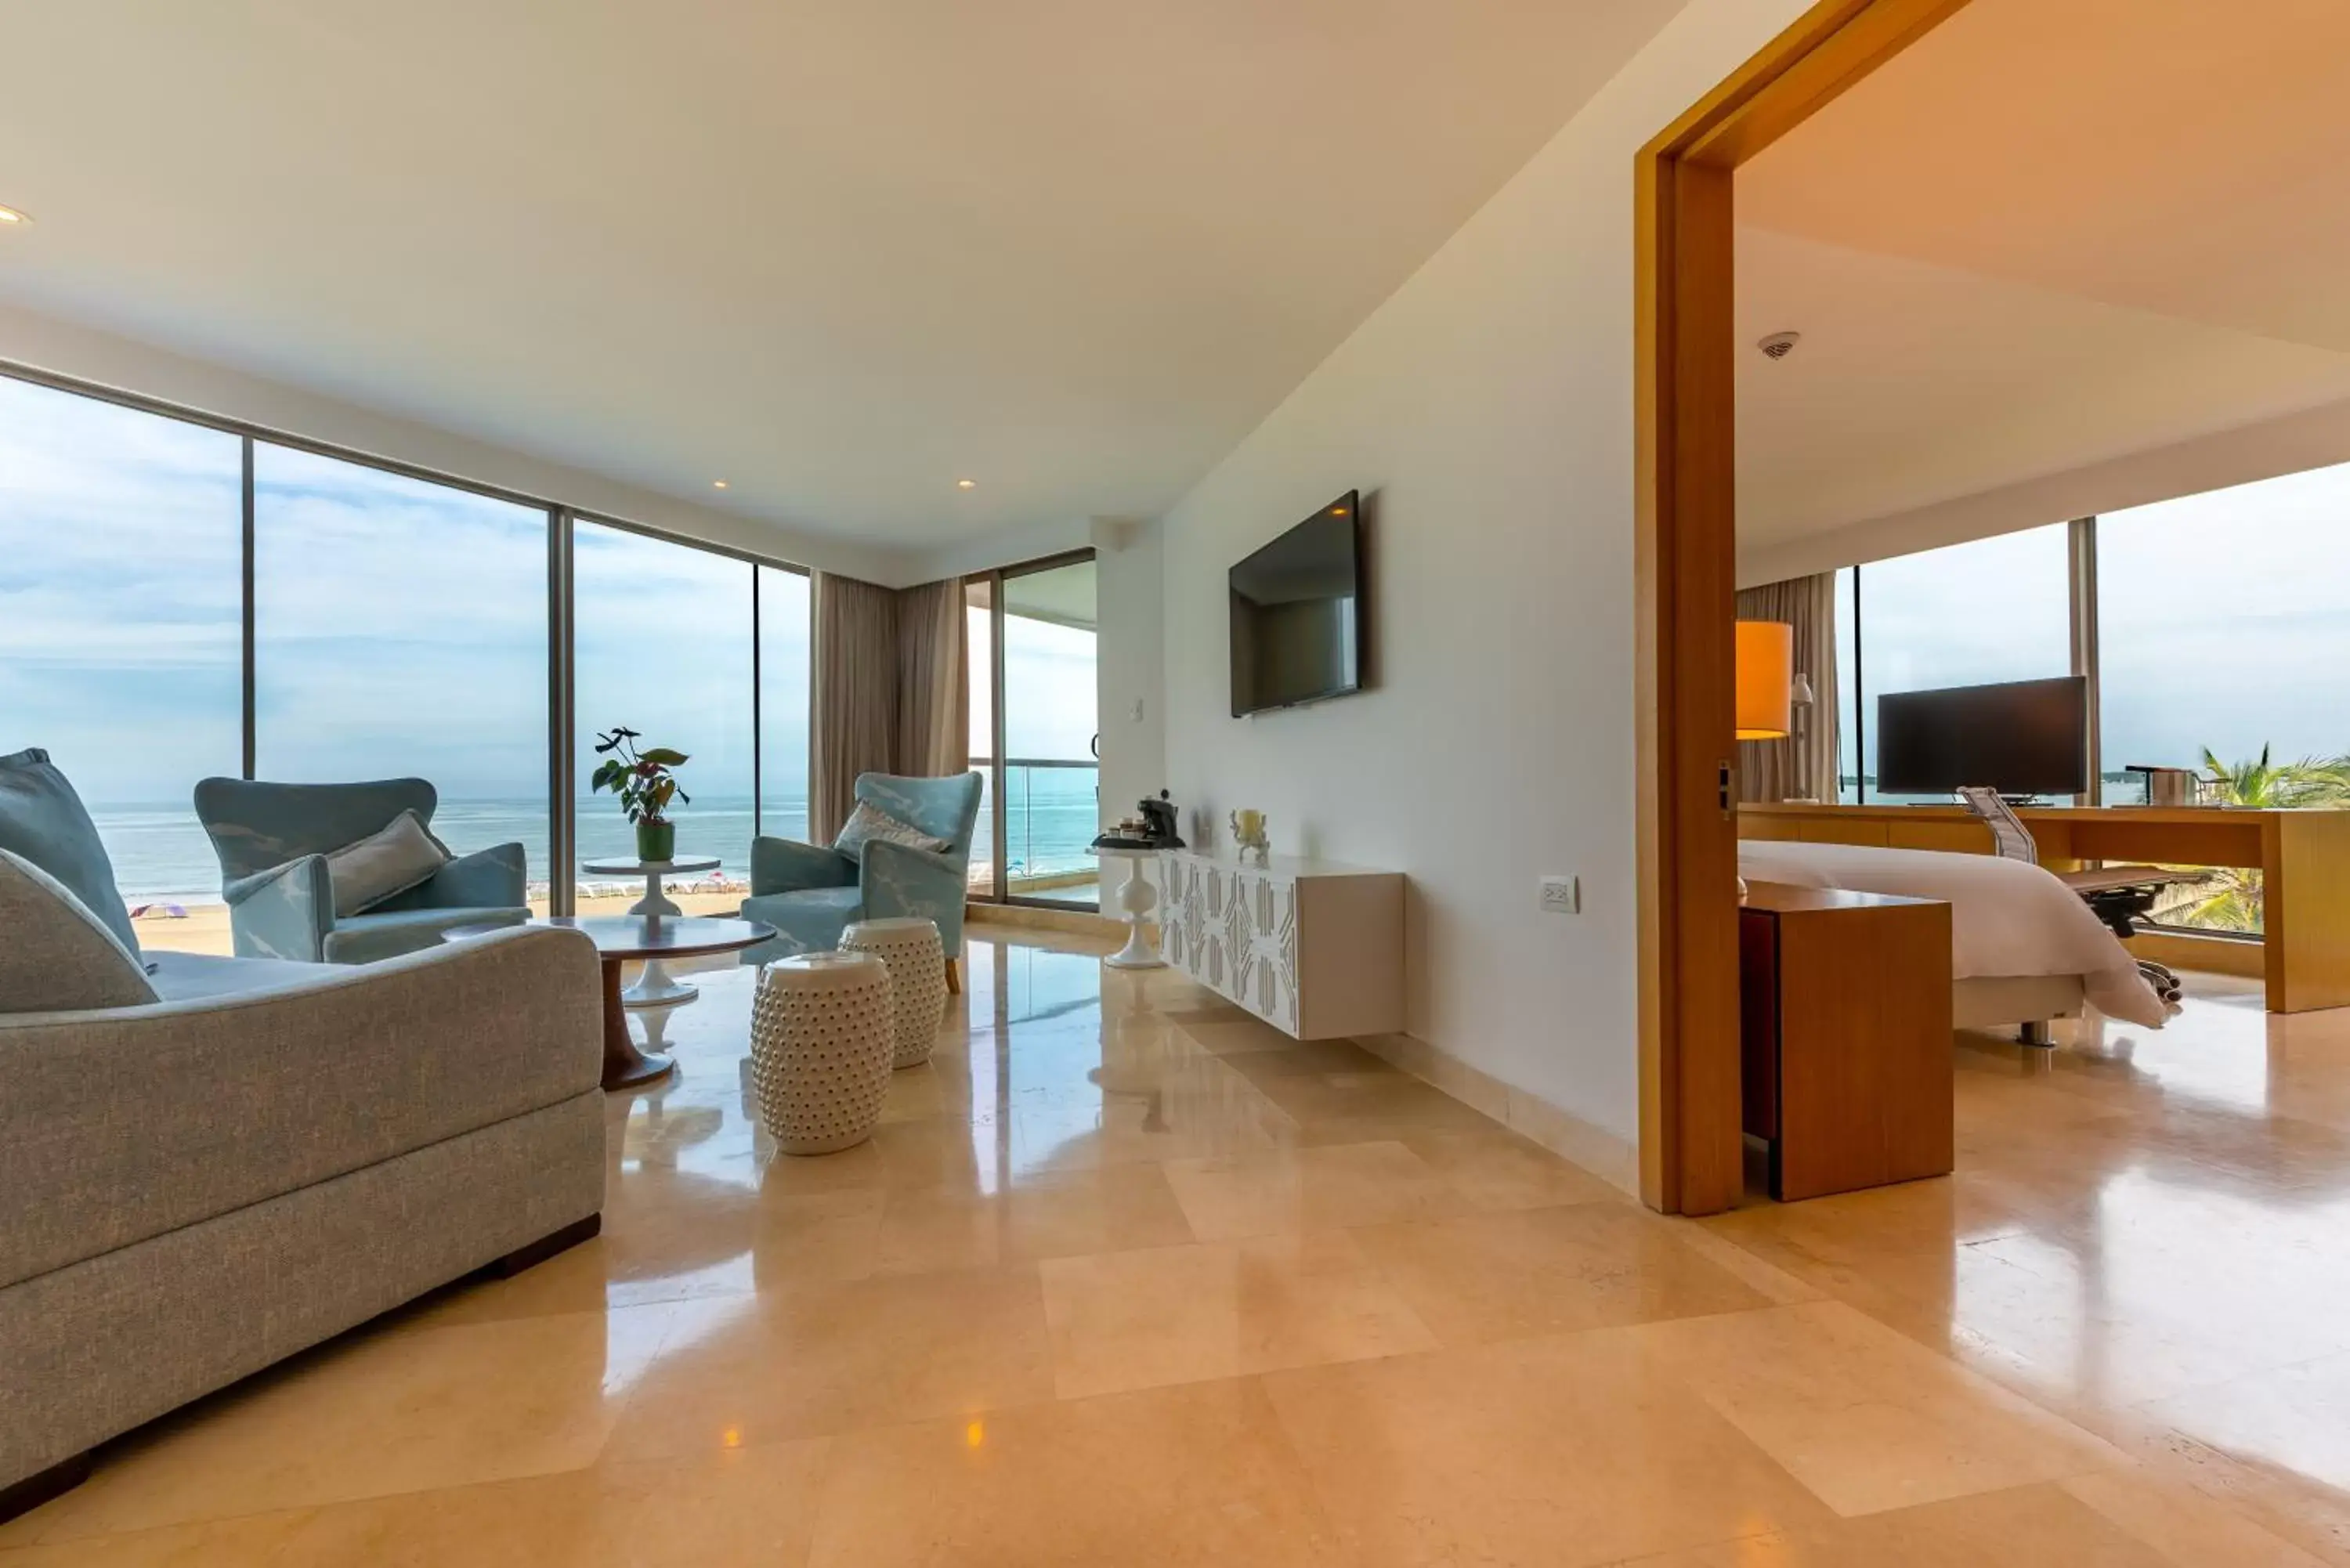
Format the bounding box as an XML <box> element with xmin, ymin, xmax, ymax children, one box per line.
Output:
<box><xmin>0</xmin><ymin>0</ymin><xmax>1685</xmax><ymax>554</ymax></box>
<box><xmin>1734</xmin><ymin>0</ymin><xmax>2350</xmax><ymax>562</ymax></box>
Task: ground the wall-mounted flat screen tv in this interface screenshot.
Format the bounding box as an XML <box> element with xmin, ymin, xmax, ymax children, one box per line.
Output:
<box><xmin>1875</xmin><ymin>675</ymin><xmax>2089</xmax><ymax>798</ymax></box>
<box><xmin>1230</xmin><ymin>491</ymin><xmax>1363</xmax><ymax>717</ymax></box>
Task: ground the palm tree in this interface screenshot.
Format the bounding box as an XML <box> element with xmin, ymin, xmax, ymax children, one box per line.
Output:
<box><xmin>2174</xmin><ymin>747</ymin><xmax>2350</xmax><ymax>930</ymax></box>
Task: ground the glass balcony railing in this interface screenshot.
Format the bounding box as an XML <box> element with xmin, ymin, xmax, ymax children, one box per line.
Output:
<box><xmin>969</xmin><ymin>757</ymin><xmax>1100</xmax><ymax>905</ymax></box>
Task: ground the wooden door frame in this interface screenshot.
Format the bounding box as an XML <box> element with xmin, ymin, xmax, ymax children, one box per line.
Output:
<box><xmin>1636</xmin><ymin>0</ymin><xmax>1971</xmax><ymax>1215</ymax></box>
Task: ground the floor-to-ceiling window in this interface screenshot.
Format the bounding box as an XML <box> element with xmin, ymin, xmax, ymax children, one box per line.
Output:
<box><xmin>757</xmin><ymin>564</ymin><xmax>813</xmax><ymax>846</ymax></box>
<box><xmin>1847</xmin><ymin>522</ymin><xmax>2073</xmax><ymax>801</ymax></box>
<box><xmin>573</xmin><ymin>521</ymin><xmax>756</xmax><ymax>909</ymax></box>
<box><xmin>1001</xmin><ymin>558</ymin><xmax>1099</xmax><ymax>906</ymax></box>
<box><xmin>967</xmin><ymin>578</ymin><xmax>999</xmax><ymax>898</ymax></box>
<box><xmin>966</xmin><ymin>554</ymin><xmax>1097</xmax><ymax>908</ymax></box>
<box><xmin>0</xmin><ymin>377</ymin><xmax>243</xmax><ymax>951</ymax></box>
<box><xmin>253</xmin><ymin>443</ymin><xmax>549</xmax><ymax>862</ymax></box>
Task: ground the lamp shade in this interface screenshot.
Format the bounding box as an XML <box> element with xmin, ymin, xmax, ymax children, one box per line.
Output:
<box><xmin>1734</xmin><ymin>620</ymin><xmax>1793</xmax><ymax>740</ymax></box>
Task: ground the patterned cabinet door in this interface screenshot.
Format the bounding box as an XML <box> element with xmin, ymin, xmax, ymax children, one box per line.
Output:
<box><xmin>1160</xmin><ymin>852</ymin><xmax>1299</xmax><ymax>1034</ymax></box>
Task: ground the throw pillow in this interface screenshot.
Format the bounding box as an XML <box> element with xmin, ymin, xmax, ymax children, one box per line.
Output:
<box><xmin>0</xmin><ymin>848</ymin><xmax>159</xmax><ymax>1013</ymax></box>
<box><xmin>0</xmin><ymin>746</ymin><xmax>143</xmax><ymax>961</ymax></box>
<box><xmin>833</xmin><ymin>800</ymin><xmax>951</xmax><ymax>861</ymax></box>
<box><xmin>325</xmin><ymin>809</ymin><xmax>453</xmax><ymax>916</ymax></box>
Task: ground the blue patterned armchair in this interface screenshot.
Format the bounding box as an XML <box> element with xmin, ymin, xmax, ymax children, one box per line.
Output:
<box><xmin>740</xmin><ymin>771</ymin><xmax>982</xmax><ymax>985</ymax></box>
<box><xmin>193</xmin><ymin>777</ymin><xmax>530</xmax><ymax>963</ymax></box>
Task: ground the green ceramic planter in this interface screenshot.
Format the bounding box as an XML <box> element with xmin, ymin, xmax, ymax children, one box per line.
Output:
<box><xmin>635</xmin><ymin>818</ymin><xmax>676</xmax><ymax>863</ymax></box>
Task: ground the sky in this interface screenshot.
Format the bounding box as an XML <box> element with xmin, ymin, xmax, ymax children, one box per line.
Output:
<box><xmin>1834</xmin><ymin>465</ymin><xmax>2350</xmax><ymax>785</ymax></box>
<box><xmin>0</xmin><ymin>374</ymin><xmax>1094</xmax><ymax>813</ymax></box>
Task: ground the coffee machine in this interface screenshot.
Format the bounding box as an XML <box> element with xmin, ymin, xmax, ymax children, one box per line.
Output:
<box><xmin>1091</xmin><ymin>789</ymin><xmax>1185</xmax><ymax>850</ymax></box>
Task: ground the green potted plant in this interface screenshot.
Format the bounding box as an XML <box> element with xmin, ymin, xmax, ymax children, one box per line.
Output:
<box><xmin>591</xmin><ymin>728</ymin><xmax>691</xmax><ymax>862</ymax></box>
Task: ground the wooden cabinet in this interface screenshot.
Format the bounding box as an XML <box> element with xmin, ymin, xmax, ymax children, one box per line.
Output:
<box><xmin>1739</xmin><ymin>881</ymin><xmax>1954</xmax><ymax>1201</ymax></box>
<box><xmin>1160</xmin><ymin>851</ymin><xmax>1403</xmax><ymax>1040</ymax></box>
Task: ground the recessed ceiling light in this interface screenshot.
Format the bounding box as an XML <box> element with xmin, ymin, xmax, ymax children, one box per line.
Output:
<box><xmin>711</xmin><ymin>479</ymin><xmax>729</xmax><ymax>490</ymax></box>
<box><xmin>0</xmin><ymin>205</ymin><xmax>31</xmax><ymax>226</ymax></box>
<box><xmin>956</xmin><ymin>479</ymin><xmax>977</xmax><ymax>490</ymax></box>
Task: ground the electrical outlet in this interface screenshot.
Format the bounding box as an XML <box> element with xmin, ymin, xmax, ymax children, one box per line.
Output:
<box><xmin>1539</xmin><ymin>875</ymin><xmax>1580</xmax><ymax>915</ymax></box>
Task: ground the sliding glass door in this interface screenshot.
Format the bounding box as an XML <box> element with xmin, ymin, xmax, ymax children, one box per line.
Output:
<box><xmin>967</xmin><ymin>551</ymin><xmax>1098</xmax><ymax>909</ymax></box>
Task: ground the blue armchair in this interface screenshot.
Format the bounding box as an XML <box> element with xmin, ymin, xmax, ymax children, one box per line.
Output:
<box><xmin>193</xmin><ymin>777</ymin><xmax>530</xmax><ymax>963</ymax></box>
<box><xmin>740</xmin><ymin>771</ymin><xmax>982</xmax><ymax>985</ymax></box>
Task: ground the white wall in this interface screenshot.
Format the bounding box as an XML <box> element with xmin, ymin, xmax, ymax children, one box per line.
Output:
<box><xmin>1091</xmin><ymin>518</ymin><xmax>1166</xmax><ymax>829</ymax></box>
<box><xmin>1158</xmin><ymin>0</ymin><xmax>1812</xmax><ymax>1157</ymax></box>
<box><xmin>0</xmin><ymin>303</ymin><xmax>906</xmax><ymax>584</ymax></box>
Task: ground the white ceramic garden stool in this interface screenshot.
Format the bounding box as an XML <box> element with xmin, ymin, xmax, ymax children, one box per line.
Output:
<box><xmin>749</xmin><ymin>952</ymin><xmax>895</xmax><ymax>1155</ymax></box>
<box><xmin>840</xmin><ymin>916</ymin><xmax>948</xmax><ymax>1069</ymax></box>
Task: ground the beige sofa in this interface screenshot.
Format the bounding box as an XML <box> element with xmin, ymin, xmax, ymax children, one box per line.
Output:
<box><xmin>0</xmin><ymin>848</ymin><xmax>606</xmax><ymax>1520</ymax></box>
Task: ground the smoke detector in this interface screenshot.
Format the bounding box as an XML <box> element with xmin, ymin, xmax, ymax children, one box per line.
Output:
<box><xmin>1758</xmin><ymin>331</ymin><xmax>1801</xmax><ymax>360</ymax></box>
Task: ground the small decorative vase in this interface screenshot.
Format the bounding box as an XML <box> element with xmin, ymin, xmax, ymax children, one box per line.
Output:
<box><xmin>636</xmin><ymin>818</ymin><xmax>676</xmax><ymax>862</ymax></box>
<box><xmin>1229</xmin><ymin>808</ymin><xmax>1271</xmax><ymax>867</ymax></box>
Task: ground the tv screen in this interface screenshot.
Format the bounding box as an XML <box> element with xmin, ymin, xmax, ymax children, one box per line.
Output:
<box><xmin>1875</xmin><ymin>675</ymin><xmax>2089</xmax><ymax>797</ymax></box>
<box><xmin>1230</xmin><ymin>492</ymin><xmax>1363</xmax><ymax>716</ymax></box>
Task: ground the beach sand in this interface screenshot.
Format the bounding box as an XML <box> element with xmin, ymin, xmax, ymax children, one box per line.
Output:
<box><xmin>132</xmin><ymin>887</ymin><xmax>754</xmax><ymax>961</ymax></box>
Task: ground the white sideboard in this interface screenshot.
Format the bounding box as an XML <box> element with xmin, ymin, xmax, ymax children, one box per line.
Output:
<box><xmin>1160</xmin><ymin>849</ymin><xmax>1404</xmax><ymax>1040</ymax></box>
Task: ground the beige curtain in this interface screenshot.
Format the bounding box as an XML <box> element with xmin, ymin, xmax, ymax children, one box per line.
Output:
<box><xmin>895</xmin><ymin>580</ymin><xmax>969</xmax><ymax>779</ymax></box>
<box><xmin>808</xmin><ymin>572</ymin><xmax>972</xmax><ymax>843</ymax></box>
<box><xmin>1736</xmin><ymin>573</ymin><xmax>1840</xmax><ymax>804</ymax></box>
<box><xmin>809</xmin><ymin>573</ymin><xmax>902</xmax><ymax>843</ymax></box>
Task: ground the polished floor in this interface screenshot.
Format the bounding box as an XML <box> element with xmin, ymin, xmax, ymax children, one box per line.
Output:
<box><xmin>3</xmin><ymin>934</ymin><xmax>2348</xmax><ymax>1564</ymax></box>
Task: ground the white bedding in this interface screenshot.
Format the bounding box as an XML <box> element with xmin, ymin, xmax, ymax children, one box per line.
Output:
<box><xmin>1739</xmin><ymin>840</ymin><xmax>2167</xmax><ymax>1028</ymax></box>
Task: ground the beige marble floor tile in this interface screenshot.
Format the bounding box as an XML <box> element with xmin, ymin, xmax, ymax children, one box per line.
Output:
<box><xmin>0</xmin><ymin>1439</ymin><xmax>831</xmax><ymax>1568</ymax></box>
<box><xmin>2059</xmin><ymin>1466</ymin><xmax>2329</xmax><ymax>1567</ymax></box>
<box><xmin>2136</xmin><ymin>1347</ymin><xmax>2350</xmax><ymax>1502</ymax></box>
<box><xmin>1161</xmin><ymin>1140</ymin><xmax>1466</xmax><ymax>1240</ymax></box>
<box><xmin>806</xmin><ymin>1378</ymin><xmax>1339</xmax><ymax>1567</ymax></box>
<box><xmin>870</xmin><ymin>1186</ymin><xmax>1006</xmax><ymax>1276</ymax></box>
<box><xmin>1631</xmin><ymin>1299</ymin><xmax>2122</xmax><ymax>1517</ymax></box>
<box><xmin>1000</xmin><ymin>1162</ymin><xmax>1197</xmax><ymax>1260</ymax></box>
<box><xmin>1038</xmin><ymin>1231</ymin><xmax>1438</xmax><ymax>1399</ymax></box>
<box><xmin>1393</xmin><ymin>1126</ymin><xmax>1629</xmax><ymax>1212</ymax></box>
<box><xmin>1262</xmin><ymin>1330</ymin><xmax>1835</xmax><ymax>1567</ymax></box>
<box><xmin>1608</xmin><ymin>1479</ymin><xmax>2263</xmax><ymax>1567</ymax></box>
<box><xmin>600</xmin><ymin>1263</ymin><xmax>1057</xmax><ymax>1461</ymax></box>
<box><xmin>1350</xmin><ymin>1201</ymin><xmax>1774</xmax><ymax>1346</ymax></box>
<box><xmin>16</xmin><ymin>1304</ymin><xmax>682</xmax><ymax>1545</ymax></box>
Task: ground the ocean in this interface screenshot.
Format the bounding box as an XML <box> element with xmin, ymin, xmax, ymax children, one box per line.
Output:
<box><xmin>92</xmin><ymin>774</ymin><xmax>1104</xmax><ymax>903</ymax></box>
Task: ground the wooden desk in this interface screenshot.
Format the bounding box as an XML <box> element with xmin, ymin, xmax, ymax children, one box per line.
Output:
<box><xmin>1738</xmin><ymin>882</ymin><xmax>1954</xmax><ymax>1201</ymax></box>
<box><xmin>1738</xmin><ymin>802</ymin><xmax>2350</xmax><ymax>1013</ymax></box>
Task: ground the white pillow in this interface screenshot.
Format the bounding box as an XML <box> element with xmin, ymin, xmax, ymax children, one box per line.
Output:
<box><xmin>833</xmin><ymin>800</ymin><xmax>950</xmax><ymax>861</ymax></box>
<box><xmin>326</xmin><ymin>809</ymin><xmax>453</xmax><ymax>916</ymax></box>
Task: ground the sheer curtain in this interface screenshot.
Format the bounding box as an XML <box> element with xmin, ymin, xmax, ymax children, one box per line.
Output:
<box><xmin>1736</xmin><ymin>573</ymin><xmax>1840</xmax><ymax>803</ymax></box>
<box><xmin>808</xmin><ymin>571</ymin><xmax>971</xmax><ymax>844</ymax></box>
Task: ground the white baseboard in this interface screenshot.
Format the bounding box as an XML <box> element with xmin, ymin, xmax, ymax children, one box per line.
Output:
<box><xmin>1355</xmin><ymin>1030</ymin><xmax>1639</xmax><ymax>1197</ymax></box>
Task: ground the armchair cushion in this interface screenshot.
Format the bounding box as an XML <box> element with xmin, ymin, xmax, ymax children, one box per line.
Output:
<box><xmin>738</xmin><ymin>885</ymin><xmax>864</xmax><ymax>959</ymax></box>
<box><xmin>325</xmin><ymin>807</ymin><xmax>453</xmax><ymax>917</ymax></box>
<box><xmin>0</xmin><ymin>747</ymin><xmax>143</xmax><ymax>960</ymax></box>
<box><xmin>0</xmin><ymin>849</ymin><xmax>157</xmax><ymax>1013</ymax></box>
<box><xmin>324</xmin><ymin>905</ymin><xmax>529</xmax><ymax>966</ymax></box>
<box><xmin>833</xmin><ymin>800</ymin><xmax>950</xmax><ymax>862</ymax></box>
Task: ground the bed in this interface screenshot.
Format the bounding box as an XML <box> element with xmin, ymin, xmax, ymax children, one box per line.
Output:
<box><xmin>1737</xmin><ymin>839</ymin><xmax>2167</xmax><ymax>1031</ymax></box>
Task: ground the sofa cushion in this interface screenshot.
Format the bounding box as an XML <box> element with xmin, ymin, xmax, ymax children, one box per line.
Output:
<box><xmin>0</xmin><ymin>747</ymin><xmax>142</xmax><ymax>960</ymax></box>
<box><xmin>144</xmin><ymin>949</ymin><xmax>335</xmax><ymax>1004</ymax></box>
<box><xmin>739</xmin><ymin>883</ymin><xmax>864</xmax><ymax>957</ymax></box>
<box><xmin>324</xmin><ymin>808</ymin><xmax>452</xmax><ymax>917</ymax></box>
<box><xmin>0</xmin><ymin>849</ymin><xmax>159</xmax><ymax>1013</ymax></box>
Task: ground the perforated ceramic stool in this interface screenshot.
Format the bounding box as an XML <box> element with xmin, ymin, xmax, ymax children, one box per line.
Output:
<box><xmin>840</xmin><ymin>916</ymin><xmax>948</xmax><ymax>1068</ymax></box>
<box><xmin>750</xmin><ymin>952</ymin><xmax>895</xmax><ymax>1154</ymax></box>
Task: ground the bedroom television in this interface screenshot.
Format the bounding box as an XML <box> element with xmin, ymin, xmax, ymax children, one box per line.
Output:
<box><xmin>1875</xmin><ymin>675</ymin><xmax>2089</xmax><ymax>800</ymax></box>
<box><xmin>1230</xmin><ymin>491</ymin><xmax>1363</xmax><ymax>716</ymax></box>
